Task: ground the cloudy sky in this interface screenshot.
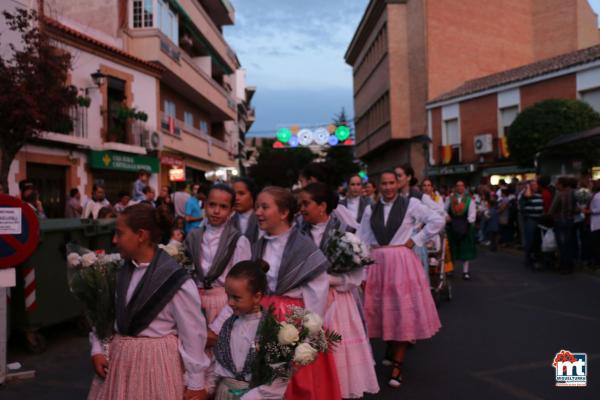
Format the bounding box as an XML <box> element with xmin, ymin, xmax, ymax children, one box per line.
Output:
<box><xmin>225</xmin><ymin>0</ymin><xmax>600</xmax><ymax>136</ymax></box>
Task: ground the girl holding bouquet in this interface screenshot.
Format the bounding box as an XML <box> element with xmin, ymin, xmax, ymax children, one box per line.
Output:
<box><xmin>185</xmin><ymin>184</ymin><xmax>252</xmax><ymax>323</ymax></box>
<box><xmin>252</xmin><ymin>186</ymin><xmax>341</xmax><ymax>400</ymax></box>
<box><xmin>358</xmin><ymin>171</ymin><xmax>444</xmax><ymax>389</ymax></box>
<box><xmin>299</xmin><ymin>182</ymin><xmax>379</xmax><ymax>399</ymax></box>
<box><xmin>89</xmin><ymin>203</ymin><xmax>210</xmax><ymax>400</ymax></box>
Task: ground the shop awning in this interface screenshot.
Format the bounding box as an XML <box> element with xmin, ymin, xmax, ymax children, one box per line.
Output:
<box><xmin>481</xmin><ymin>165</ymin><xmax>534</xmax><ymax>176</ymax></box>
<box><xmin>427</xmin><ymin>164</ymin><xmax>476</xmax><ymax>176</ymax></box>
<box><xmin>89</xmin><ymin>150</ymin><xmax>159</xmax><ymax>173</ymax></box>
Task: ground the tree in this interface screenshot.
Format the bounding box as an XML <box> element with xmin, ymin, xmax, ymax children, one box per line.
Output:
<box><xmin>0</xmin><ymin>9</ymin><xmax>78</xmax><ymax>191</ymax></box>
<box><xmin>324</xmin><ymin>107</ymin><xmax>360</xmax><ymax>187</ymax></box>
<box><xmin>507</xmin><ymin>99</ymin><xmax>600</xmax><ymax>168</ymax></box>
<box><xmin>248</xmin><ymin>139</ymin><xmax>315</xmax><ymax>188</ymax></box>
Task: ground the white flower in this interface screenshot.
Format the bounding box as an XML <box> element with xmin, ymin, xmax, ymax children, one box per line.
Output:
<box><xmin>67</xmin><ymin>253</ymin><xmax>82</xmax><ymax>268</ymax></box>
<box><xmin>102</xmin><ymin>253</ymin><xmax>122</xmax><ymax>263</ymax></box>
<box><xmin>81</xmin><ymin>252</ymin><xmax>98</xmax><ymax>268</ymax></box>
<box><xmin>278</xmin><ymin>322</ymin><xmax>300</xmax><ymax>345</ymax></box>
<box><xmin>159</xmin><ymin>244</ymin><xmax>179</xmax><ymax>257</ymax></box>
<box><xmin>293</xmin><ymin>342</ymin><xmax>318</xmax><ymax>366</ymax></box>
<box><xmin>353</xmin><ymin>255</ymin><xmax>362</xmax><ymax>265</ymax></box>
<box><xmin>303</xmin><ymin>312</ymin><xmax>323</xmax><ymax>336</ymax></box>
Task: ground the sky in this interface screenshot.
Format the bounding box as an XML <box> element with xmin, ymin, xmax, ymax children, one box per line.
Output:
<box><xmin>224</xmin><ymin>0</ymin><xmax>369</xmax><ymax>136</ymax></box>
<box><xmin>225</xmin><ymin>0</ymin><xmax>600</xmax><ymax>137</ymax></box>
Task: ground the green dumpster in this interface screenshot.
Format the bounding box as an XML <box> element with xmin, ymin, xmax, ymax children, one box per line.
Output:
<box><xmin>90</xmin><ymin>218</ymin><xmax>116</xmax><ymax>252</ymax></box>
<box><xmin>9</xmin><ymin>218</ymin><xmax>115</xmax><ymax>352</ymax></box>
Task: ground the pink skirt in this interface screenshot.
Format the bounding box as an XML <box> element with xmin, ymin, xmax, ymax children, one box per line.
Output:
<box><xmin>87</xmin><ymin>335</ymin><xmax>184</xmax><ymax>400</ymax></box>
<box><xmin>364</xmin><ymin>246</ymin><xmax>442</xmax><ymax>342</ymax></box>
<box><xmin>199</xmin><ymin>286</ymin><xmax>228</xmax><ymax>324</ymax></box>
<box><xmin>326</xmin><ymin>288</ymin><xmax>380</xmax><ymax>398</ymax></box>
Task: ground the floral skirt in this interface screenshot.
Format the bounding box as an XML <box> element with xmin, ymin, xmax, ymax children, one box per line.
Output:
<box><xmin>261</xmin><ymin>295</ymin><xmax>342</xmax><ymax>400</ymax></box>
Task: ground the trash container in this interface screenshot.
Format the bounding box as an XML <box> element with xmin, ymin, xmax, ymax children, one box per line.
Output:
<box><xmin>90</xmin><ymin>218</ymin><xmax>116</xmax><ymax>252</ymax></box>
<box><xmin>9</xmin><ymin>218</ymin><xmax>115</xmax><ymax>352</ymax></box>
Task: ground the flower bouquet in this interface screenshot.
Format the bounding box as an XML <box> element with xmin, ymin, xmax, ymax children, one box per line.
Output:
<box><xmin>158</xmin><ymin>243</ymin><xmax>194</xmax><ymax>274</ymax></box>
<box><xmin>250</xmin><ymin>305</ymin><xmax>342</xmax><ymax>388</ymax></box>
<box><xmin>66</xmin><ymin>243</ymin><xmax>122</xmax><ymax>341</ymax></box>
<box><xmin>323</xmin><ymin>229</ymin><xmax>373</xmax><ymax>274</ymax></box>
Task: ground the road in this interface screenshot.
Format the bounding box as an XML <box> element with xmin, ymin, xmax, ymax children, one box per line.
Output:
<box><xmin>2</xmin><ymin>248</ymin><xmax>599</xmax><ymax>399</ymax></box>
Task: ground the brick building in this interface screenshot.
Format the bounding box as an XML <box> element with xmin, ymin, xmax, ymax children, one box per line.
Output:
<box><xmin>427</xmin><ymin>45</ymin><xmax>600</xmax><ymax>186</ymax></box>
<box><xmin>345</xmin><ymin>0</ymin><xmax>600</xmax><ymax>179</ymax></box>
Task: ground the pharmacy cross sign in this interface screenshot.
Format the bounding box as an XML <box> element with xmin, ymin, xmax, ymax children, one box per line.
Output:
<box><xmin>0</xmin><ymin>194</ymin><xmax>40</xmax><ymax>269</ymax></box>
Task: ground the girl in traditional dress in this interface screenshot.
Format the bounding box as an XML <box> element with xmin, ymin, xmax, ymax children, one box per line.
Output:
<box><xmin>253</xmin><ymin>186</ymin><xmax>341</xmax><ymax>400</ymax></box>
<box><xmin>422</xmin><ymin>178</ymin><xmax>454</xmax><ymax>275</ymax></box>
<box><xmin>299</xmin><ymin>183</ymin><xmax>379</xmax><ymax>399</ymax></box>
<box><xmin>212</xmin><ymin>261</ymin><xmax>288</xmax><ymax>400</ymax></box>
<box><xmin>89</xmin><ymin>204</ymin><xmax>210</xmax><ymax>400</ymax></box>
<box><xmin>185</xmin><ymin>184</ymin><xmax>252</xmax><ymax>323</ymax></box>
<box><xmin>232</xmin><ymin>178</ymin><xmax>261</xmax><ymax>244</ymax></box>
<box><xmin>359</xmin><ymin>171</ymin><xmax>444</xmax><ymax>388</ymax></box>
<box><xmin>446</xmin><ymin>180</ymin><xmax>477</xmax><ymax>280</ymax></box>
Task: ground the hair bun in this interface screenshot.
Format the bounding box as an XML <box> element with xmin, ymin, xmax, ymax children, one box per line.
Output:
<box><xmin>257</xmin><ymin>259</ymin><xmax>270</xmax><ymax>273</ymax></box>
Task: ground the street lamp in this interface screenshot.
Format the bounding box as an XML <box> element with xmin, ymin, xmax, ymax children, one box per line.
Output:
<box><xmin>90</xmin><ymin>69</ymin><xmax>107</xmax><ymax>87</ymax></box>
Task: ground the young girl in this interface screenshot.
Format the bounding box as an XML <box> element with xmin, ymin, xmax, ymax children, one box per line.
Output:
<box><xmin>359</xmin><ymin>171</ymin><xmax>444</xmax><ymax>388</ymax></box>
<box><xmin>253</xmin><ymin>186</ymin><xmax>341</xmax><ymax>399</ymax></box>
<box><xmin>232</xmin><ymin>178</ymin><xmax>261</xmax><ymax>244</ymax></box>
<box><xmin>88</xmin><ymin>204</ymin><xmax>210</xmax><ymax>400</ymax></box>
<box><xmin>211</xmin><ymin>261</ymin><xmax>288</xmax><ymax>400</ymax></box>
<box><xmin>299</xmin><ymin>183</ymin><xmax>379</xmax><ymax>399</ymax></box>
<box><xmin>185</xmin><ymin>184</ymin><xmax>252</xmax><ymax>323</ymax></box>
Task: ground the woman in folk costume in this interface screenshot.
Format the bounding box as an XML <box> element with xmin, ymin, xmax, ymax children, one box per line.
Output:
<box><xmin>445</xmin><ymin>180</ymin><xmax>477</xmax><ymax>280</ymax></box>
<box><xmin>422</xmin><ymin>178</ymin><xmax>455</xmax><ymax>274</ymax></box>
<box><xmin>299</xmin><ymin>183</ymin><xmax>379</xmax><ymax>399</ymax></box>
<box><xmin>88</xmin><ymin>204</ymin><xmax>210</xmax><ymax>400</ymax></box>
<box><xmin>185</xmin><ymin>184</ymin><xmax>252</xmax><ymax>323</ymax></box>
<box><xmin>338</xmin><ymin>174</ymin><xmax>372</xmax><ymax>224</ymax></box>
<box><xmin>212</xmin><ymin>261</ymin><xmax>288</xmax><ymax>400</ymax></box>
<box><xmin>232</xmin><ymin>178</ymin><xmax>261</xmax><ymax>245</ymax></box>
<box><xmin>253</xmin><ymin>186</ymin><xmax>342</xmax><ymax>400</ymax></box>
<box><xmin>359</xmin><ymin>171</ymin><xmax>444</xmax><ymax>388</ymax></box>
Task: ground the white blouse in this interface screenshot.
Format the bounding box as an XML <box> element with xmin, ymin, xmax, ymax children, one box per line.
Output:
<box><xmin>345</xmin><ymin>196</ymin><xmax>360</xmax><ymax>221</ymax></box>
<box><xmin>89</xmin><ymin>261</ymin><xmax>210</xmax><ymax>390</ymax></box>
<box><xmin>199</xmin><ymin>223</ymin><xmax>252</xmax><ymax>288</ymax></box>
<box><xmin>358</xmin><ymin>197</ymin><xmax>445</xmax><ymax>247</ymax></box>
<box><xmin>213</xmin><ymin>311</ymin><xmax>288</xmax><ymax>400</ymax></box>
<box><xmin>237</xmin><ymin>210</ymin><xmax>253</xmax><ymax>235</ymax></box>
<box><xmin>445</xmin><ymin>194</ymin><xmax>477</xmax><ymax>223</ymax></box>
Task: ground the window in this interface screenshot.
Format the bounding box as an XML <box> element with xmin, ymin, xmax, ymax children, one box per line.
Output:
<box><xmin>133</xmin><ymin>0</ymin><xmax>153</xmax><ymax>28</ymax></box>
<box><xmin>157</xmin><ymin>0</ymin><xmax>179</xmax><ymax>45</ymax></box>
<box><xmin>164</xmin><ymin>100</ymin><xmax>176</xmax><ymax>118</ymax></box>
<box><xmin>184</xmin><ymin>111</ymin><xmax>194</xmax><ymax>127</ymax></box>
<box><xmin>499</xmin><ymin>106</ymin><xmax>519</xmax><ymax>136</ymax></box>
<box><xmin>580</xmin><ymin>88</ymin><xmax>600</xmax><ymax>113</ymax></box>
<box><xmin>444</xmin><ymin>118</ymin><xmax>460</xmax><ymax>145</ymax></box>
<box><xmin>200</xmin><ymin>120</ymin><xmax>208</xmax><ymax>134</ymax></box>
<box><xmin>107</xmin><ymin>77</ymin><xmax>127</xmax><ymax>143</ymax></box>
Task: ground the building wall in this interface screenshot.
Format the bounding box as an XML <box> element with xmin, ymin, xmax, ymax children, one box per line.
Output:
<box><xmin>459</xmin><ymin>94</ymin><xmax>498</xmax><ymax>164</ymax></box>
<box><xmin>45</xmin><ymin>0</ymin><xmax>123</xmax><ymax>42</ymax></box>
<box><xmin>520</xmin><ymin>74</ymin><xmax>578</xmax><ymax>109</ymax></box>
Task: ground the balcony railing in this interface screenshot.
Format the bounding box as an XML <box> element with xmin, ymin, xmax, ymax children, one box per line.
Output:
<box><xmin>439</xmin><ymin>144</ymin><xmax>462</xmax><ymax>165</ymax></box>
<box><xmin>69</xmin><ymin>105</ymin><xmax>88</xmax><ymax>138</ymax></box>
<box><xmin>160</xmin><ymin>111</ymin><xmax>228</xmax><ymax>149</ymax></box>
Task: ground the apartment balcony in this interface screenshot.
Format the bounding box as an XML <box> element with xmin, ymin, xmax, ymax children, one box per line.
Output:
<box><xmin>38</xmin><ymin>105</ymin><xmax>90</xmax><ymax>147</ymax></box>
<box><xmin>128</xmin><ymin>29</ymin><xmax>236</xmax><ymax>120</ymax></box>
<box><xmin>439</xmin><ymin>144</ymin><xmax>462</xmax><ymax>165</ymax></box>
<box><xmin>197</xmin><ymin>0</ymin><xmax>235</xmax><ymax>26</ymax></box>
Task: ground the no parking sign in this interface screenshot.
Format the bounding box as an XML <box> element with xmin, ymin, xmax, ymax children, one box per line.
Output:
<box><xmin>0</xmin><ymin>194</ymin><xmax>40</xmax><ymax>269</ymax></box>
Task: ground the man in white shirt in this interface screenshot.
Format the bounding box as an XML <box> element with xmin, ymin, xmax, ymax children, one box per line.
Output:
<box><xmin>82</xmin><ymin>184</ymin><xmax>110</xmax><ymax>219</ymax></box>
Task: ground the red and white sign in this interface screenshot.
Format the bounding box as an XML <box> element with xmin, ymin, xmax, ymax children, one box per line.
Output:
<box><xmin>160</xmin><ymin>155</ymin><xmax>185</xmax><ymax>168</ymax></box>
<box><xmin>0</xmin><ymin>195</ymin><xmax>40</xmax><ymax>269</ymax></box>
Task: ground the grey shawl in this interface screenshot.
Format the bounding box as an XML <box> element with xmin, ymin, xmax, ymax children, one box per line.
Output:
<box><xmin>370</xmin><ymin>195</ymin><xmax>409</xmax><ymax>246</ymax></box>
<box><xmin>116</xmin><ymin>249</ymin><xmax>190</xmax><ymax>336</ymax></box>
<box><xmin>232</xmin><ymin>211</ymin><xmax>260</xmax><ymax>244</ymax></box>
<box><xmin>185</xmin><ymin>218</ymin><xmax>242</xmax><ymax>288</ymax></box>
<box><xmin>252</xmin><ymin>226</ymin><xmax>329</xmax><ymax>295</ymax></box>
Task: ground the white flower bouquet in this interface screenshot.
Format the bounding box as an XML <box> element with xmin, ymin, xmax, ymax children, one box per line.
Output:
<box><xmin>250</xmin><ymin>305</ymin><xmax>342</xmax><ymax>388</ymax></box>
<box><xmin>158</xmin><ymin>243</ymin><xmax>194</xmax><ymax>273</ymax></box>
<box><xmin>66</xmin><ymin>243</ymin><xmax>122</xmax><ymax>340</ymax></box>
<box><xmin>324</xmin><ymin>229</ymin><xmax>373</xmax><ymax>274</ymax></box>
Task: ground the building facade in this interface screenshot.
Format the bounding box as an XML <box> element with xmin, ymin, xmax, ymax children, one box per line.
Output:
<box><xmin>345</xmin><ymin>0</ymin><xmax>600</xmax><ymax>178</ymax></box>
<box><xmin>427</xmin><ymin>45</ymin><xmax>600</xmax><ymax>186</ymax></box>
<box><xmin>3</xmin><ymin>0</ymin><xmax>250</xmax><ymax>216</ymax></box>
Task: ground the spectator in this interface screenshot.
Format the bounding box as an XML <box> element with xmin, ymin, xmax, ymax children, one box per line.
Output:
<box><xmin>23</xmin><ymin>188</ymin><xmax>46</xmax><ymax>219</ymax></box>
<box><xmin>520</xmin><ymin>180</ymin><xmax>544</xmax><ymax>269</ymax></box>
<box><xmin>184</xmin><ymin>185</ymin><xmax>207</xmax><ymax>233</ymax></box>
<box><xmin>139</xmin><ymin>186</ymin><xmax>156</xmax><ymax>207</ymax></box>
<box><xmin>173</xmin><ymin>215</ymin><xmax>186</xmax><ymax>232</ymax></box>
<box><xmin>549</xmin><ymin>177</ymin><xmax>578</xmax><ymax>274</ymax></box>
<box><xmin>97</xmin><ymin>206</ymin><xmax>117</xmax><ymax>219</ymax></box>
<box><xmin>574</xmin><ymin>177</ymin><xmax>593</xmax><ymax>265</ymax></box>
<box><xmin>114</xmin><ymin>191</ymin><xmax>134</xmax><ymax>214</ymax></box>
<box><xmin>65</xmin><ymin>188</ymin><xmax>83</xmax><ymax>218</ymax></box>
<box><xmin>191</xmin><ymin>183</ymin><xmax>201</xmax><ymax>196</ymax></box>
<box><xmin>538</xmin><ymin>176</ymin><xmax>554</xmax><ymax>213</ymax></box>
<box><xmin>83</xmin><ymin>184</ymin><xmax>110</xmax><ymax>219</ymax></box>
<box><xmin>589</xmin><ymin>180</ymin><xmax>600</xmax><ymax>266</ymax></box>
<box><xmin>171</xmin><ymin>182</ymin><xmax>190</xmax><ymax>218</ymax></box>
<box><xmin>498</xmin><ymin>188</ymin><xmax>513</xmax><ymax>245</ymax></box>
<box><xmin>132</xmin><ymin>169</ymin><xmax>151</xmax><ymax>202</ymax></box>
<box><xmin>485</xmin><ymin>197</ymin><xmax>500</xmax><ymax>252</ymax></box>
<box><xmin>362</xmin><ymin>181</ymin><xmax>378</xmax><ymax>203</ymax></box>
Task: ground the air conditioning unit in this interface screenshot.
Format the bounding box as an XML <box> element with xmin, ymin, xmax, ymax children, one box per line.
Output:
<box><xmin>141</xmin><ymin>130</ymin><xmax>162</xmax><ymax>151</ymax></box>
<box><xmin>474</xmin><ymin>134</ymin><xmax>493</xmax><ymax>154</ymax></box>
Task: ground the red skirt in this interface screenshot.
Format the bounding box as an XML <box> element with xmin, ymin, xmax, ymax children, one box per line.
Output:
<box><xmin>261</xmin><ymin>295</ymin><xmax>342</xmax><ymax>400</ymax></box>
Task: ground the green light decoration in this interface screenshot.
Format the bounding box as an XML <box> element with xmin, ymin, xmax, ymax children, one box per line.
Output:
<box><xmin>276</xmin><ymin>128</ymin><xmax>292</xmax><ymax>143</ymax></box>
<box><xmin>335</xmin><ymin>125</ymin><xmax>350</xmax><ymax>141</ymax></box>
<box><xmin>358</xmin><ymin>170</ymin><xmax>367</xmax><ymax>179</ymax></box>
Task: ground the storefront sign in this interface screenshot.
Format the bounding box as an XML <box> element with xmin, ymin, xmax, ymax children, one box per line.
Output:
<box><xmin>160</xmin><ymin>155</ymin><xmax>185</xmax><ymax>168</ymax></box>
<box><xmin>169</xmin><ymin>168</ymin><xmax>186</xmax><ymax>182</ymax></box>
<box><xmin>427</xmin><ymin>164</ymin><xmax>476</xmax><ymax>176</ymax></box>
<box><xmin>89</xmin><ymin>151</ymin><xmax>159</xmax><ymax>173</ymax></box>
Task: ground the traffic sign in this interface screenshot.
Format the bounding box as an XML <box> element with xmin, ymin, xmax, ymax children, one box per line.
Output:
<box><xmin>0</xmin><ymin>195</ymin><xmax>40</xmax><ymax>269</ymax></box>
